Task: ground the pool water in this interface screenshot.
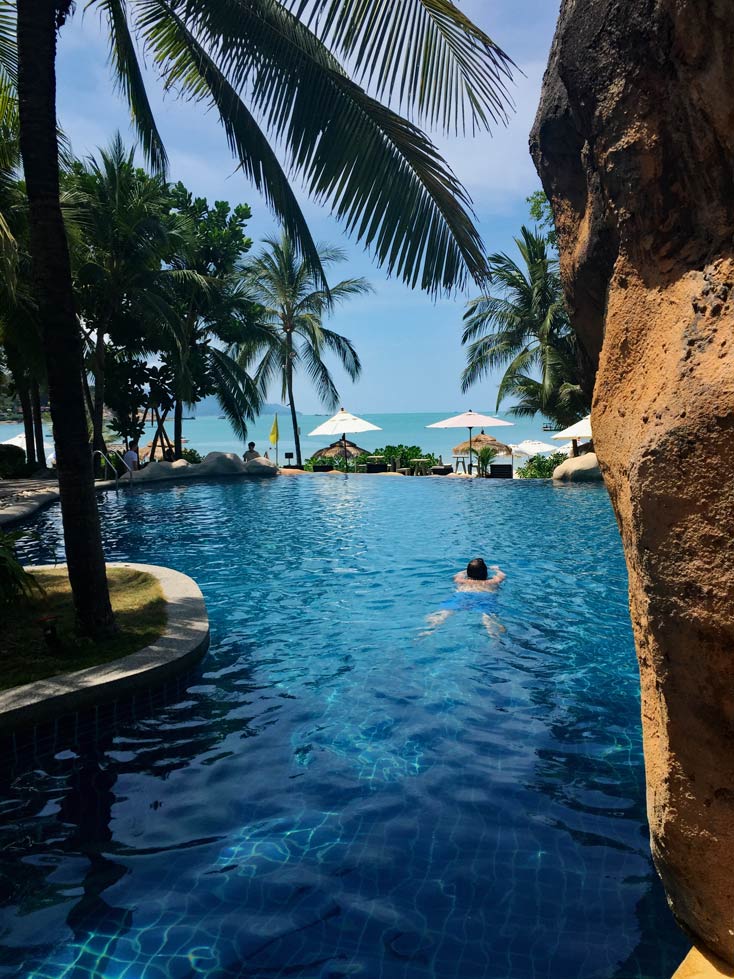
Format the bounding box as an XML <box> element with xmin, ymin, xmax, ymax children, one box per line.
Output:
<box><xmin>2</xmin><ymin>476</ymin><xmax>687</xmax><ymax>978</ymax></box>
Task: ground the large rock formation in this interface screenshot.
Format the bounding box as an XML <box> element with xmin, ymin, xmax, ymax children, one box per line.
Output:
<box><xmin>531</xmin><ymin>0</ymin><xmax>734</xmax><ymax>962</ymax></box>
<box><xmin>552</xmin><ymin>452</ymin><xmax>602</xmax><ymax>482</ymax></box>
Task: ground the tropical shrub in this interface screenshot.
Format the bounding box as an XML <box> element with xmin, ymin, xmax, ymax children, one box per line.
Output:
<box><xmin>461</xmin><ymin>226</ymin><xmax>591</xmax><ymax>428</ymax></box>
<box><xmin>475</xmin><ymin>446</ymin><xmax>498</xmax><ymax>476</ymax></box>
<box><xmin>0</xmin><ymin>530</ymin><xmax>43</xmax><ymax>605</ymax></box>
<box><xmin>181</xmin><ymin>448</ymin><xmax>202</xmax><ymax>464</ymax></box>
<box><xmin>515</xmin><ymin>452</ymin><xmax>567</xmax><ymax>479</ymax></box>
<box><xmin>356</xmin><ymin>445</ymin><xmax>438</xmax><ymax>469</ymax></box>
<box><xmin>0</xmin><ymin>443</ymin><xmax>27</xmax><ymax>478</ymax></box>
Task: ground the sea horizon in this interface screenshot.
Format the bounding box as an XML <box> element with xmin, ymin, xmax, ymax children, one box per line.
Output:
<box><xmin>1</xmin><ymin>409</ymin><xmax>563</xmax><ymax>464</ymax></box>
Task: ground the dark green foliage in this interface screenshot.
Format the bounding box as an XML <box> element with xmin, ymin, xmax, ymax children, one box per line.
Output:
<box><xmin>462</xmin><ymin>226</ymin><xmax>591</xmax><ymax>428</ymax></box>
<box><xmin>0</xmin><ymin>528</ymin><xmax>43</xmax><ymax>605</ymax></box>
<box><xmin>0</xmin><ymin>441</ymin><xmax>25</xmax><ymax>477</ymax></box>
<box><xmin>475</xmin><ymin>445</ymin><xmax>497</xmax><ymax>476</ymax></box>
<box><xmin>181</xmin><ymin>447</ymin><xmax>201</xmax><ymax>464</ymax></box>
<box><xmin>515</xmin><ymin>452</ymin><xmax>566</xmax><ymax>479</ymax></box>
<box><xmin>105</xmin><ymin>355</ymin><xmax>149</xmax><ymax>445</ymax></box>
<box><xmin>358</xmin><ymin>444</ymin><xmax>438</xmax><ymax>469</ymax></box>
<box><xmin>526</xmin><ymin>190</ymin><xmax>558</xmax><ymax>249</ymax></box>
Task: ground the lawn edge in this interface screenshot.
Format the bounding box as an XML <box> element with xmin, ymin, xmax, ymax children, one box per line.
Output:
<box><xmin>0</xmin><ymin>562</ymin><xmax>209</xmax><ymax>733</ymax></box>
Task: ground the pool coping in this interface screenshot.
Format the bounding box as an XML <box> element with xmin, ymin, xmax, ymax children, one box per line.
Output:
<box><xmin>0</xmin><ymin>562</ymin><xmax>210</xmax><ymax>734</ymax></box>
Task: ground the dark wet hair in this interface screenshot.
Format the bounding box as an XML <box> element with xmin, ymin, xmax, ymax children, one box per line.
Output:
<box><xmin>466</xmin><ymin>558</ymin><xmax>488</xmax><ymax>581</ymax></box>
<box><xmin>248</xmin><ymin>442</ymin><xmax>255</xmax><ymax>448</ymax></box>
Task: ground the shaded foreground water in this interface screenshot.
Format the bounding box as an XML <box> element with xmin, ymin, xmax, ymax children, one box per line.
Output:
<box><xmin>3</xmin><ymin>476</ymin><xmax>687</xmax><ymax>978</ymax></box>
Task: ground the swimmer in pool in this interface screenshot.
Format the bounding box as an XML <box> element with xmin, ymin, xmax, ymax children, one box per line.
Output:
<box><xmin>421</xmin><ymin>558</ymin><xmax>506</xmax><ymax>638</ymax></box>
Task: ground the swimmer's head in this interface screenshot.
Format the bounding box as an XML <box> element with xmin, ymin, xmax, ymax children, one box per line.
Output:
<box><xmin>466</xmin><ymin>558</ymin><xmax>488</xmax><ymax>580</ymax></box>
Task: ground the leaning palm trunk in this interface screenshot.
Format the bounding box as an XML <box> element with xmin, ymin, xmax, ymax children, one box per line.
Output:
<box><xmin>17</xmin><ymin>0</ymin><xmax>115</xmax><ymax>637</ymax></box>
<box><xmin>91</xmin><ymin>330</ymin><xmax>107</xmax><ymax>458</ymax></box>
<box><xmin>30</xmin><ymin>378</ymin><xmax>45</xmax><ymax>468</ymax></box>
<box><xmin>16</xmin><ymin>376</ymin><xmax>36</xmax><ymax>468</ymax></box>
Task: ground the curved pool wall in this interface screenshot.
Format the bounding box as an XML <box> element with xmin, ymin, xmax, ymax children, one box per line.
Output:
<box><xmin>2</xmin><ymin>477</ymin><xmax>687</xmax><ymax>978</ymax></box>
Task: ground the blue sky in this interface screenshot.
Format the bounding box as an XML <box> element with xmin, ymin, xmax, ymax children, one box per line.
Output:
<box><xmin>55</xmin><ymin>1</ymin><xmax>560</xmax><ymax>414</ymax></box>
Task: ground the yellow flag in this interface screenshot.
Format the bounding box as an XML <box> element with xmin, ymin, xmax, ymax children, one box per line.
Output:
<box><xmin>269</xmin><ymin>414</ymin><xmax>279</xmax><ymax>446</ymax></box>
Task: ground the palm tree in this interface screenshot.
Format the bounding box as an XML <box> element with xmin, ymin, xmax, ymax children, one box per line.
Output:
<box><xmin>461</xmin><ymin>227</ymin><xmax>591</xmax><ymax>429</ymax></box>
<box><xmin>14</xmin><ymin>0</ymin><xmax>513</xmax><ymax>637</ymax></box>
<box><xmin>70</xmin><ymin>135</ymin><xmax>186</xmax><ymax>458</ymax></box>
<box><xmin>164</xmin><ymin>183</ymin><xmax>262</xmax><ymax>457</ymax></box>
<box><xmin>241</xmin><ymin>234</ymin><xmax>370</xmax><ymax>466</ymax></box>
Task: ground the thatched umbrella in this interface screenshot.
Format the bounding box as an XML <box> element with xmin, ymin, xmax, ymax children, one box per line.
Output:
<box><xmin>453</xmin><ymin>430</ymin><xmax>511</xmax><ymax>456</ymax></box>
<box><xmin>311</xmin><ymin>438</ymin><xmax>368</xmax><ymax>460</ymax></box>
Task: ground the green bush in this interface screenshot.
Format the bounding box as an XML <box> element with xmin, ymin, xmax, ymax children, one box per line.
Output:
<box><xmin>181</xmin><ymin>448</ymin><xmax>202</xmax><ymax>464</ymax></box>
<box><xmin>0</xmin><ymin>530</ymin><xmax>44</xmax><ymax>606</ymax></box>
<box><xmin>0</xmin><ymin>443</ymin><xmax>27</xmax><ymax>478</ymax></box>
<box><xmin>352</xmin><ymin>444</ymin><xmax>438</xmax><ymax>469</ymax></box>
<box><xmin>475</xmin><ymin>446</ymin><xmax>498</xmax><ymax>477</ymax></box>
<box><xmin>515</xmin><ymin>452</ymin><xmax>567</xmax><ymax>478</ymax></box>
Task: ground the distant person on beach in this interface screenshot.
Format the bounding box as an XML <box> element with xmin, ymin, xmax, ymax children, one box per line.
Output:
<box><xmin>243</xmin><ymin>442</ymin><xmax>261</xmax><ymax>462</ymax></box>
<box><xmin>421</xmin><ymin>558</ymin><xmax>506</xmax><ymax>638</ymax></box>
<box><xmin>123</xmin><ymin>444</ymin><xmax>139</xmax><ymax>471</ymax></box>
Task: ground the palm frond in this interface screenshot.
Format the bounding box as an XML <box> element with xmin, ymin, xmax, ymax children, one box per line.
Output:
<box><xmin>299</xmin><ymin>338</ymin><xmax>340</xmax><ymax>409</ymax></box>
<box><xmin>133</xmin><ymin>0</ymin><xmax>328</xmax><ymax>283</ymax></box>
<box><xmin>135</xmin><ymin>0</ymin><xmax>488</xmax><ymax>293</ymax></box>
<box><xmin>92</xmin><ymin>0</ymin><xmax>168</xmax><ymax>173</ymax></box>
<box><xmin>206</xmin><ymin>345</ymin><xmax>261</xmax><ymax>440</ymax></box>
<box><xmin>291</xmin><ymin>0</ymin><xmax>514</xmax><ymax>134</ymax></box>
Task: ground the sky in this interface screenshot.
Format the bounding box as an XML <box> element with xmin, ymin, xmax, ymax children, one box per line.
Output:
<box><xmin>55</xmin><ymin>1</ymin><xmax>561</xmax><ymax>415</ymax></box>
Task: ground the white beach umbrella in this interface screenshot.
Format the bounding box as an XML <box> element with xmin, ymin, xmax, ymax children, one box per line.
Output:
<box><xmin>551</xmin><ymin>415</ymin><xmax>592</xmax><ymax>441</ymax></box>
<box><xmin>512</xmin><ymin>439</ymin><xmax>557</xmax><ymax>456</ymax></box>
<box><xmin>551</xmin><ymin>415</ymin><xmax>592</xmax><ymax>456</ymax></box>
<box><xmin>2</xmin><ymin>433</ymin><xmax>55</xmax><ymax>466</ymax></box>
<box><xmin>2</xmin><ymin>433</ymin><xmax>48</xmax><ymax>449</ymax></box>
<box><xmin>427</xmin><ymin>410</ymin><xmax>513</xmax><ymax>474</ymax></box>
<box><xmin>308</xmin><ymin>408</ymin><xmax>381</xmax><ymax>472</ymax></box>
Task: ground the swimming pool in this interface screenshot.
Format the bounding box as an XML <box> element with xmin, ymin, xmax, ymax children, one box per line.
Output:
<box><xmin>2</xmin><ymin>476</ymin><xmax>687</xmax><ymax>978</ymax></box>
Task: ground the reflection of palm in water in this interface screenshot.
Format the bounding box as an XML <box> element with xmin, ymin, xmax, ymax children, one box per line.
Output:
<box><xmin>26</xmin><ymin>747</ymin><xmax>133</xmax><ymax>979</ymax></box>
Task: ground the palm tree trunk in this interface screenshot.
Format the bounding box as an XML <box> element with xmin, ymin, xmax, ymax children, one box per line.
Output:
<box><xmin>92</xmin><ymin>330</ymin><xmax>107</xmax><ymax>457</ymax></box>
<box><xmin>17</xmin><ymin>0</ymin><xmax>115</xmax><ymax>637</ymax></box>
<box><xmin>17</xmin><ymin>377</ymin><xmax>36</xmax><ymax>468</ymax></box>
<box><xmin>285</xmin><ymin>334</ymin><xmax>301</xmax><ymax>466</ymax></box>
<box><xmin>174</xmin><ymin>399</ymin><xmax>183</xmax><ymax>458</ymax></box>
<box><xmin>31</xmin><ymin>379</ymin><xmax>45</xmax><ymax>468</ymax></box>
<box><xmin>82</xmin><ymin>367</ymin><xmax>94</xmax><ymax>419</ymax></box>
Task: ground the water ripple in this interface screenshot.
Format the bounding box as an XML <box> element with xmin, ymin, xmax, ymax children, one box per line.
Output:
<box><xmin>2</xmin><ymin>477</ymin><xmax>687</xmax><ymax>978</ymax></box>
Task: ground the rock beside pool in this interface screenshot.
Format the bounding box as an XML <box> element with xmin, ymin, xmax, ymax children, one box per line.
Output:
<box><xmin>134</xmin><ymin>460</ymin><xmax>189</xmax><ymax>481</ymax></box>
<box><xmin>532</xmin><ymin>0</ymin><xmax>734</xmax><ymax>959</ymax></box>
<box><xmin>552</xmin><ymin>453</ymin><xmax>603</xmax><ymax>482</ymax></box>
<box><xmin>199</xmin><ymin>452</ymin><xmax>247</xmax><ymax>475</ymax></box>
<box><xmin>242</xmin><ymin>457</ymin><xmax>278</xmax><ymax>478</ymax></box>
<box><xmin>130</xmin><ymin>452</ymin><xmax>278</xmax><ymax>483</ymax></box>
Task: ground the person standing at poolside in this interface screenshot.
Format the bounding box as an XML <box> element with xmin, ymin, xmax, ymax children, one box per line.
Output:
<box><xmin>422</xmin><ymin>558</ymin><xmax>506</xmax><ymax>637</ymax></box>
<box><xmin>123</xmin><ymin>443</ymin><xmax>139</xmax><ymax>471</ymax></box>
<box><xmin>243</xmin><ymin>442</ymin><xmax>261</xmax><ymax>462</ymax></box>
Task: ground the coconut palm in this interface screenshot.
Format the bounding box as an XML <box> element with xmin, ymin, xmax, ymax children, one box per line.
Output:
<box><xmin>461</xmin><ymin>226</ymin><xmax>590</xmax><ymax>429</ymax></box>
<box><xmin>240</xmin><ymin>234</ymin><xmax>370</xmax><ymax>466</ymax></box>
<box><xmin>70</xmin><ymin>135</ymin><xmax>190</xmax><ymax>458</ymax></box>
<box><xmin>14</xmin><ymin>0</ymin><xmax>514</xmax><ymax>636</ymax></box>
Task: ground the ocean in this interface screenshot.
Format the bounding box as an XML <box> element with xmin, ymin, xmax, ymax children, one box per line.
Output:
<box><xmin>1</xmin><ymin>410</ymin><xmax>560</xmax><ymax>464</ymax></box>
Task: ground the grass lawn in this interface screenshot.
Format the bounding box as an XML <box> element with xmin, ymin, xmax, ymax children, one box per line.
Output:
<box><xmin>1</xmin><ymin>567</ymin><xmax>167</xmax><ymax>691</ymax></box>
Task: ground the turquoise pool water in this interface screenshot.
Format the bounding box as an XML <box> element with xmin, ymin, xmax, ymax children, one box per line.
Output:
<box><xmin>2</xmin><ymin>476</ymin><xmax>687</xmax><ymax>978</ymax></box>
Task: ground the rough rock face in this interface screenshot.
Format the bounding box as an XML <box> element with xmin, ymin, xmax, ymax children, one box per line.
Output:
<box><xmin>530</xmin><ymin>0</ymin><xmax>734</xmax><ymax>961</ymax></box>
<box><xmin>551</xmin><ymin>452</ymin><xmax>602</xmax><ymax>482</ymax></box>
